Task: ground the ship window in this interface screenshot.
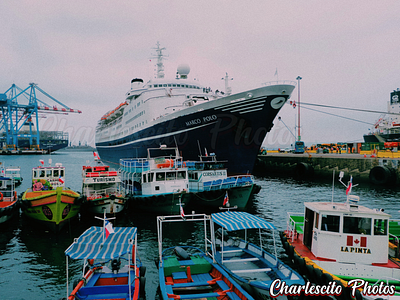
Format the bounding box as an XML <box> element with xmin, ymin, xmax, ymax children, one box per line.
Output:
<box><xmin>343</xmin><ymin>216</ymin><xmax>371</xmax><ymax>235</ymax></box>
<box><xmin>46</xmin><ymin>170</ymin><xmax>52</xmax><ymax>177</ymax></box>
<box><xmin>166</xmin><ymin>172</ymin><xmax>176</xmax><ymax>180</ymax></box>
<box><xmin>315</xmin><ymin>213</ymin><xmax>319</xmax><ymax>229</ymax></box>
<box><xmin>60</xmin><ymin>170</ymin><xmax>64</xmax><ymax>177</ymax></box>
<box><xmin>40</xmin><ymin>170</ymin><xmax>45</xmax><ymax>177</ymax></box>
<box><xmin>177</xmin><ymin>84</ymin><xmax>181</xmax><ymax>87</ymax></box>
<box><xmin>142</xmin><ymin>174</ymin><xmax>147</xmax><ymax>183</ymax></box>
<box><xmin>168</xmin><ymin>84</ymin><xmax>172</xmax><ymax>87</ymax></box>
<box><xmin>173</xmin><ymin>84</ymin><xmax>176</xmax><ymax>87</ymax></box>
<box><xmin>185</xmin><ymin>85</ymin><xmax>188</xmax><ymax>88</ymax></box>
<box><xmin>156</xmin><ymin>172</ymin><xmax>165</xmax><ymax>181</ymax></box>
<box><xmin>148</xmin><ymin>173</ymin><xmax>154</xmax><ymax>182</ymax></box>
<box><xmin>321</xmin><ymin>214</ymin><xmax>340</xmax><ymax>232</ymax></box>
<box><xmin>163</xmin><ymin>84</ymin><xmax>167</xmax><ymax>87</ymax></box>
<box><xmin>54</xmin><ymin>170</ymin><xmax>59</xmax><ymax>177</ymax></box>
<box><xmin>34</xmin><ymin>170</ymin><xmax>38</xmax><ymax>178</ymax></box>
<box><xmin>374</xmin><ymin>219</ymin><xmax>387</xmax><ymax>235</ymax></box>
<box><xmin>178</xmin><ymin>171</ymin><xmax>186</xmax><ymax>179</ymax></box>
<box><xmin>154</xmin><ymin>84</ymin><xmax>158</xmax><ymax>87</ymax></box>
<box><xmin>149</xmin><ymin>85</ymin><xmax>152</xmax><ymax>88</ymax></box>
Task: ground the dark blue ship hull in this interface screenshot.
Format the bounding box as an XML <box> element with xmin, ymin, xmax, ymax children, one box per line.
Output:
<box><xmin>96</xmin><ymin>93</ymin><xmax>289</xmax><ymax>174</ymax></box>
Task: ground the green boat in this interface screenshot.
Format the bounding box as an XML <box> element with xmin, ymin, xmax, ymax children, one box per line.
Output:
<box><xmin>20</xmin><ymin>162</ymin><xmax>82</xmax><ymax>232</ymax></box>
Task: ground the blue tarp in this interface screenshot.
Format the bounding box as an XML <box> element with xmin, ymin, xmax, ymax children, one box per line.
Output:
<box><xmin>65</xmin><ymin>226</ymin><xmax>136</xmax><ymax>260</ymax></box>
<box><xmin>211</xmin><ymin>211</ymin><xmax>276</xmax><ymax>231</ymax></box>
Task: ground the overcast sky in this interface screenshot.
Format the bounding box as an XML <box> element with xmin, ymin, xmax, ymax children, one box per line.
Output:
<box><xmin>1</xmin><ymin>1</ymin><xmax>399</xmax><ymax>148</ymax></box>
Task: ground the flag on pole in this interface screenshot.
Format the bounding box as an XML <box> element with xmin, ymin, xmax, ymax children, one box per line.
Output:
<box><xmin>59</xmin><ymin>176</ymin><xmax>65</xmax><ymax>184</ymax></box>
<box><xmin>346</xmin><ymin>176</ymin><xmax>353</xmax><ymax>195</ymax></box>
<box><xmin>223</xmin><ymin>191</ymin><xmax>229</xmax><ymax>206</ymax></box>
<box><xmin>180</xmin><ymin>205</ymin><xmax>185</xmax><ymax>218</ymax></box>
<box><xmin>105</xmin><ymin>220</ymin><xmax>114</xmax><ymax>238</ymax></box>
<box><xmin>93</xmin><ymin>152</ymin><xmax>100</xmax><ymax>160</ymax></box>
<box><xmin>39</xmin><ymin>159</ymin><xmax>44</xmax><ymax>165</ymax></box>
<box><xmin>204</xmin><ymin>148</ymin><xmax>208</xmax><ymax>157</ymax></box>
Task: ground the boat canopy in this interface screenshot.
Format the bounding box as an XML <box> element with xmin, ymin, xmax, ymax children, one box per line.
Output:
<box><xmin>211</xmin><ymin>211</ymin><xmax>276</xmax><ymax>231</ymax></box>
<box><xmin>65</xmin><ymin>226</ymin><xmax>136</xmax><ymax>260</ymax></box>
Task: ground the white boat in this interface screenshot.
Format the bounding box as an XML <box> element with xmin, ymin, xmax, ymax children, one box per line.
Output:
<box><xmin>185</xmin><ymin>153</ymin><xmax>259</xmax><ymax>209</ymax></box>
<box><xmin>211</xmin><ymin>211</ymin><xmax>305</xmax><ymax>299</ymax></box>
<box><xmin>4</xmin><ymin>166</ymin><xmax>23</xmax><ymax>186</ymax></box>
<box><xmin>120</xmin><ymin>146</ymin><xmax>190</xmax><ymax>214</ymax></box>
<box><xmin>95</xmin><ymin>42</ymin><xmax>296</xmax><ymax>175</ymax></box>
<box><xmin>81</xmin><ymin>164</ymin><xmax>126</xmax><ymax>215</ymax></box>
<box><xmin>283</xmin><ymin>174</ymin><xmax>400</xmax><ymax>299</ymax></box>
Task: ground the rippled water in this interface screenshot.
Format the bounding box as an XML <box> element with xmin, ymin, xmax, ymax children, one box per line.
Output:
<box><xmin>0</xmin><ymin>151</ymin><xmax>399</xmax><ymax>300</ymax></box>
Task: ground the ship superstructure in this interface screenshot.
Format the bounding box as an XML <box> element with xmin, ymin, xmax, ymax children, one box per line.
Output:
<box><xmin>95</xmin><ymin>43</ymin><xmax>295</xmax><ymax>174</ymax></box>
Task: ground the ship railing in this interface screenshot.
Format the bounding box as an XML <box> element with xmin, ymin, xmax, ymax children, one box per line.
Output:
<box><xmin>85</xmin><ymin>187</ymin><xmax>122</xmax><ymax>198</ymax></box>
<box><xmin>286</xmin><ymin>213</ymin><xmax>305</xmax><ymax>242</ymax></box>
<box><xmin>201</xmin><ymin>175</ymin><xmax>254</xmax><ymax>191</ymax></box>
<box><xmin>120</xmin><ymin>170</ymin><xmax>142</xmax><ymax>195</ymax></box>
<box><xmin>262</xmin><ymin>80</ymin><xmax>297</xmax><ymax>86</ymax></box>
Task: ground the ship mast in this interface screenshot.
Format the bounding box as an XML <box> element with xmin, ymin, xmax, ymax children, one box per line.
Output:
<box><xmin>151</xmin><ymin>42</ymin><xmax>168</xmax><ymax>79</ymax></box>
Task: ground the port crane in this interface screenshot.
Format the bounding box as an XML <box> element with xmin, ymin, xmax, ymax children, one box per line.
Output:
<box><xmin>0</xmin><ymin>83</ymin><xmax>81</xmax><ymax>150</ymax></box>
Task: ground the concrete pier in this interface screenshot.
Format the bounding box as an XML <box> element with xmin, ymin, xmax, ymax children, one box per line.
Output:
<box><xmin>253</xmin><ymin>152</ymin><xmax>400</xmax><ymax>186</ymax></box>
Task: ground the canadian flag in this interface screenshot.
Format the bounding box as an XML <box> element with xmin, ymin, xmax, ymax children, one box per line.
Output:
<box><xmin>347</xmin><ymin>236</ymin><xmax>367</xmax><ymax>247</ymax></box>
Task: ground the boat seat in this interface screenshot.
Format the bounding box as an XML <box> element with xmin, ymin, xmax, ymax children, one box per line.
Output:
<box><xmin>231</xmin><ymin>268</ymin><xmax>271</xmax><ymax>274</ymax></box>
<box><xmin>76</xmin><ymin>284</ymin><xmax>132</xmax><ymax>297</ymax></box>
<box><xmin>216</xmin><ymin>280</ymin><xmax>242</xmax><ymax>300</ymax></box>
<box><xmin>85</xmin><ymin>272</ymin><xmax>102</xmax><ymax>287</ymax></box>
<box><xmin>222</xmin><ymin>257</ymin><xmax>259</xmax><ymax>263</ymax></box>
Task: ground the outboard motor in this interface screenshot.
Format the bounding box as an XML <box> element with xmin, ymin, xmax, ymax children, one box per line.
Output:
<box><xmin>111</xmin><ymin>258</ymin><xmax>121</xmax><ymax>274</ymax></box>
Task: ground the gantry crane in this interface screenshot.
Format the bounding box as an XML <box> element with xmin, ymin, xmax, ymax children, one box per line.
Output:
<box><xmin>0</xmin><ymin>83</ymin><xmax>81</xmax><ymax>149</ymax></box>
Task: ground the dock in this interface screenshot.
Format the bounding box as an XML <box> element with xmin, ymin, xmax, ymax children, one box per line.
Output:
<box><xmin>254</xmin><ymin>151</ymin><xmax>400</xmax><ymax>186</ymax></box>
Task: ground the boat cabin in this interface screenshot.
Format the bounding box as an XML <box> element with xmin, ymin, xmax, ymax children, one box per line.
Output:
<box><xmin>82</xmin><ymin>165</ymin><xmax>121</xmax><ymax>198</ymax></box>
<box><xmin>32</xmin><ymin>163</ymin><xmax>65</xmax><ymax>190</ymax></box>
<box><xmin>302</xmin><ymin>196</ymin><xmax>390</xmax><ymax>264</ymax></box>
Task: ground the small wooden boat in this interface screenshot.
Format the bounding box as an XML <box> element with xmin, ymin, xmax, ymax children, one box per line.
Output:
<box><xmin>64</xmin><ymin>218</ymin><xmax>146</xmax><ymax>299</ymax></box>
<box><xmin>0</xmin><ymin>175</ymin><xmax>19</xmax><ymax>224</ymax></box>
<box><xmin>211</xmin><ymin>211</ymin><xmax>305</xmax><ymax>299</ymax></box>
<box><xmin>20</xmin><ymin>161</ymin><xmax>81</xmax><ymax>232</ymax></box>
<box><xmin>282</xmin><ymin>174</ymin><xmax>400</xmax><ymax>299</ymax></box>
<box><xmin>184</xmin><ymin>153</ymin><xmax>259</xmax><ymax>209</ymax></box>
<box><xmin>120</xmin><ymin>146</ymin><xmax>190</xmax><ymax>214</ymax></box>
<box><xmin>157</xmin><ymin>213</ymin><xmax>255</xmax><ymax>300</ymax></box>
<box><xmin>81</xmin><ymin>164</ymin><xmax>126</xmax><ymax>215</ymax></box>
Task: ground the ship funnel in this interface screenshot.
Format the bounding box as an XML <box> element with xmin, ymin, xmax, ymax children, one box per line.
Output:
<box><xmin>131</xmin><ymin>78</ymin><xmax>144</xmax><ymax>89</ymax></box>
<box><xmin>176</xmin><ymin>64</ymin><xmax>190</xmax><ymax>79</ymax></box>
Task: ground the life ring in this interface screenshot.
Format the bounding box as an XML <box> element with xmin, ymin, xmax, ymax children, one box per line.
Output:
<box><xmin>182</xmin><ymin>162</ymin><xmax>186</xmax><ymax>167</ymax></box>
<box><xmin>14</xmin><ymin>191</ymin><xmax>17</xmax><ymax>200</ymax></box>
<box><xmin>0</xmin><ymin>193</ymin><xmax>3</xmax><ymax>201</ymax></box>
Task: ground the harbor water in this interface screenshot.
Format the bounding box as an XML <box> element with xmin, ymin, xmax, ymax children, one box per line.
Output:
<box><xmin>0</xmin><ymin>151</ymin><xmax>400</xmax><ymax>300</ymax></box>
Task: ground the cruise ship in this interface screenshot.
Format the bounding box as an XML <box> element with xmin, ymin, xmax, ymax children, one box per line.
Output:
<box><xmin>364</xmin><ymin>88</ymin><xmax>400</xmax><ymax>143</ymax></box>
<box><xmin>95</xmin><ymin>43</ymin><xmax>296</xmax><ymax>174</ymax></box>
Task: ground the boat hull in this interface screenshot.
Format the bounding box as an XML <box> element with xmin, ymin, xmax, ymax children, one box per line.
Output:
<box><xmin>0</xmin><ymin>201</ymin><xmax>19</xmax><ymax>224</ymax></box>
<box><xmin>20</xmin><ymin>187</ymin><xmax>81</xmax><ymax>232</ymax></box>
<box><xmin>129</xmin><ymin>192</ymin><xmax>190</xmax><ymax>214</ymax></box>
<box><xmin>188</xmin><ymin>184</ymin><xmax>254</xmax><ymax>209</ymax></box>
<box><xmin>96</xmin><ymin>85</ymin><xmax>293</xmax><ymax>174</ymax></box>
<box><xmin>82</xmin><ymin>195</ymin><xmax>126</xmax><ymax>215</ymax></box>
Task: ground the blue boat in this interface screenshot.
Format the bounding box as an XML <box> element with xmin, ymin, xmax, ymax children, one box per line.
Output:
<box><xmin>156</xmin><ymin>213</ymin><xmax>255</xmax><ymax>300</ymax></box>
<box><xmin>211</xmin><ymin>211</ymin><xmax>305</xmax><ymax>299</ymax></box>
<box><xmin>64</xmin><ymin>224</ymin><xmax>146</xmax><ymax>300</ymax></box>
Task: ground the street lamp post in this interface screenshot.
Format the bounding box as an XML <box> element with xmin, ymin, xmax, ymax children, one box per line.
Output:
<box><xmin>296</xmin><ymin>76</ymin><xmax>302</xmax><ymax>141</ymax></box>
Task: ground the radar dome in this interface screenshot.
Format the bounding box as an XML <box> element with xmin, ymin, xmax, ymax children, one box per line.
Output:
<box><xmin>177</xmin><ymin>64</ymin><xmax>190</xmax><ymax>77</ymax></box>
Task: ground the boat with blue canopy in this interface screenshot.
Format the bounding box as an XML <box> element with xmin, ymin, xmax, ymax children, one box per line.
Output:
<box><xmin>64</xmin><ymin>221</ymin><xmax>146</xmax><ymax>300</ymax></box>
<box><xmin>156</xmin><ymin>212</ymin><xmax>255</xmax><ymax>300</ymax></box>
<box><xmin>211</xmin><ymin>211</ymin><xmax>305</xmax><ymax>299</ymax></box>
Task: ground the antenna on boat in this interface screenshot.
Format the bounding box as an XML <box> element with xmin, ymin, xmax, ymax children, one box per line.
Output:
<box><xmin>331</xmin><ymin>169</ymin><xmax>335</xmax><ymax>202</ymax></box>
<box><xmin>197</xmin><ymin>140</ymin><xmax>203</xmax><ymax>157</ymax></box>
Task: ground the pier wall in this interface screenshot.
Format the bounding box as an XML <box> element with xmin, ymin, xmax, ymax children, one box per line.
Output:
<box><xmin>253</xmin><ymin>154</ymin><xmax>400</xmax><ymax>186</ymax></box>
